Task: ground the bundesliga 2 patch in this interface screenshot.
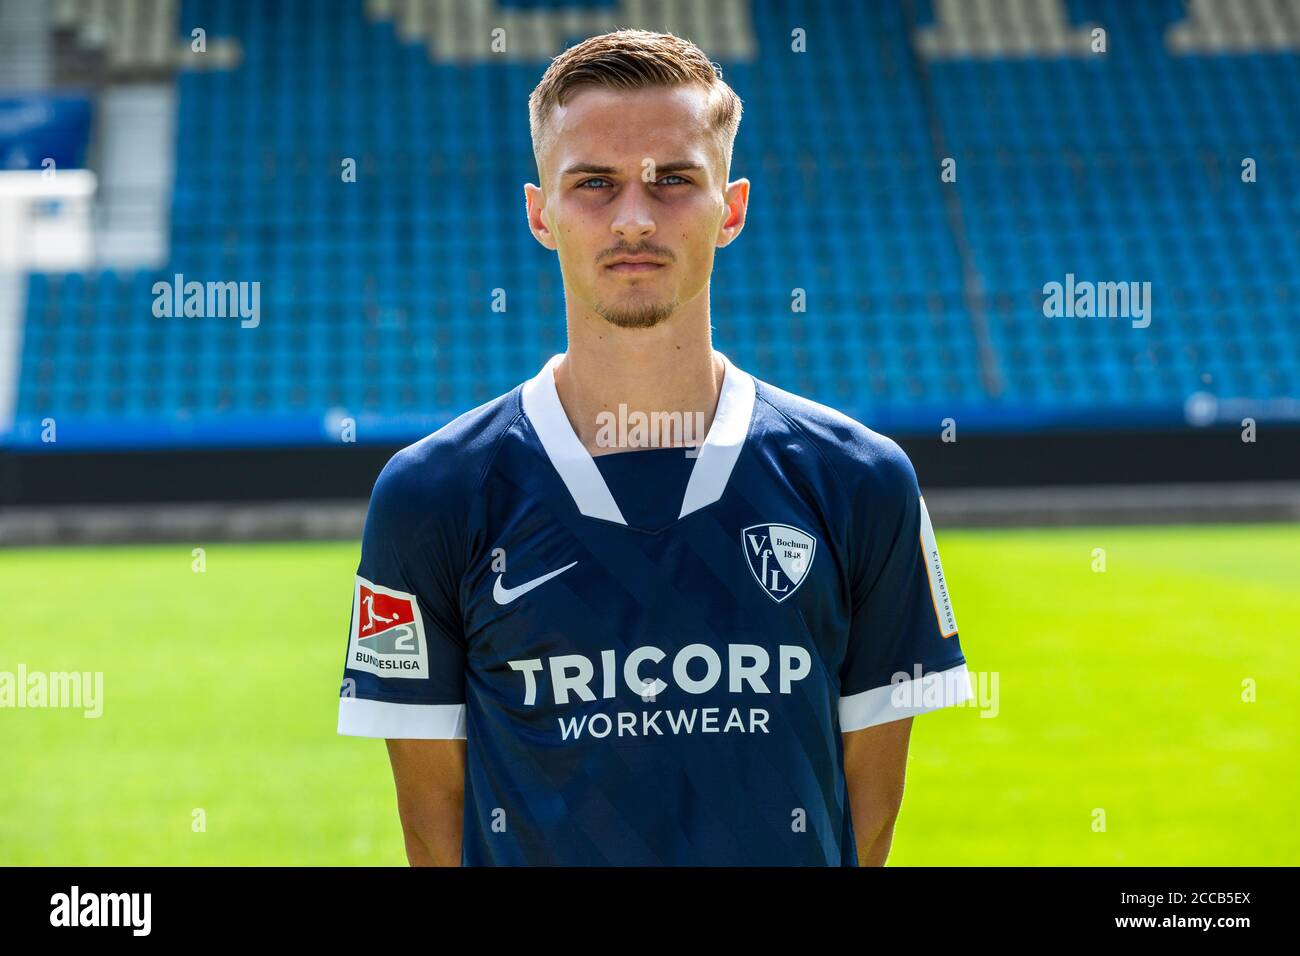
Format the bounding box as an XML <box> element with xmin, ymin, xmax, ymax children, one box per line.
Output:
<box><xmin>347</xmin><ymin>576</ymin><xmax>430</xmax><ymax>680</ymax></box>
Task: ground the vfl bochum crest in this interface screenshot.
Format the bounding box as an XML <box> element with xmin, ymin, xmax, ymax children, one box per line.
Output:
<box><xmin>742</xmin><ymin>524</ymin><xmax>817</xmax><ymax>603</ymax></box>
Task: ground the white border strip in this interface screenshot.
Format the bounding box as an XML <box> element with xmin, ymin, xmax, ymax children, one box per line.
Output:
<box><xmin>521</xmin><ymin>353</ymin><xmax>627</xmax><ymax>524</ymax></box>
<box><xmin>0</xmin><ymin>267</ymin><xmax>23</xmax><ymax>437</ymax></box>
<box><xmin>839</xmin><ymin>661</ymin><xmax>973</xmax><ymax>732</ymax></box>
<box><xmin>679</xmin><ymin>352</ymin><xmax>756</xmax><ymax>518</ymax></box>
<box><xmin>338</xmin><ymin>697</ymin><xmax>467</xmax><ymax>739</ymax></box>
<box><xmin>919</xmin><ymin>495</ymin><xmax>959</xmax><ymax>637</ymax></box>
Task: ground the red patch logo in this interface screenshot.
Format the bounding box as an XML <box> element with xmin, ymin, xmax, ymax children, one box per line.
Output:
<box><xmin>358</xmin><ymin>584</ymin><xmax>415</xmax><ymax>636</ymax></box>
<box><xmin>348</xmin><ymin>576</ymin><xmax>429</xmax><ymax>679</ymax></box>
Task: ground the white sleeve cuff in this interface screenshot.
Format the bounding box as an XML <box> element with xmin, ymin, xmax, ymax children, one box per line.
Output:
<box><xmin>838</xmin><ymin>661</ymin><xmax>973</xmax><ymax>732</ymax></box>
<box><xmin>338</xmin><ymin>697</ymin><xmax>467</xmax><ymax>739</ymax></box>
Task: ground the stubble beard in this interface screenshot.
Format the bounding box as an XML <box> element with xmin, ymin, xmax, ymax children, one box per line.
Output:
<box><xmin>594</xmin><ymin>292</ymin><xmax>680</xmax><ymax>330</ymax></box>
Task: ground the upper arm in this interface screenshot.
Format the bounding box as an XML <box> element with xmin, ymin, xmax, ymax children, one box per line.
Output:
<box><xmin>386</xmin><ymin>738</ymin><xmax>468</xmax><ymax>799</ymax></box>
<box><xmin>842</xmin><ymin>718</ymin><xmax>913</xmax><ymax>866</ymax></box>
<box><xmin>337</xmin><ymin>447</ymin><xmax>469</xmax><ymax>739</ymax></box>
<box><xmin>386</xmin><ymin>738</ymin><xmax>467</xmax><ymax>866</ymax></box>
<box><xmin>837</xmin><ymin>437</ymin><xmax>971</xmax><ymax>732</ymax></box>
<box><xmin>842</xmin><ymin>717</ymin><xmax>912</xmax><ymax>805</ymax></box>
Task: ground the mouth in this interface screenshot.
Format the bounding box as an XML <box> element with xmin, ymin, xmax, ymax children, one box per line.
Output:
<box><xmin>606</xmin><ymin>258</ymin><xmax>667</xmax><ymax>274</ymax></box>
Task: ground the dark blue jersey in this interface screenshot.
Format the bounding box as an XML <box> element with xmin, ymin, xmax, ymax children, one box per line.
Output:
<box><xmin>337</xmin><ymin>352</ymin><xmax>971</xmax><ymax>866</ymax></box>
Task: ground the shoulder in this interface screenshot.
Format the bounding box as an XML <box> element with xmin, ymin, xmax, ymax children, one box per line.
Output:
<box><xmin>367</xmin><ymin>385</ymin><xmax>524</xmax><ymax>527</ymax></box>
<box><xmin>751</xmin><ymin>377</ymin><xmax>919</xmax><ymax>502</ymax></box>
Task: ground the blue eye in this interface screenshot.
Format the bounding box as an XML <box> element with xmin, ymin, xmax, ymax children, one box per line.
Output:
<box><xmin>577</xmin><ymin>175</ymin><xmax>689</xmax><ymax>190</ymax></box>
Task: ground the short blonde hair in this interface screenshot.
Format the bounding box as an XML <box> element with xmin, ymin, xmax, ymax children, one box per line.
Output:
<box><xmin>528</xmin><ymin>28</ymin><xmax>743</xmax><ymax>184</ymax></box>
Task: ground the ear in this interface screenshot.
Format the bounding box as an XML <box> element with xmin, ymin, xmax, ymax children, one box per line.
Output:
<box><xmin>716</xmin><ymin>177</ymin><xmax>750</xmax><ymax>249</ymax></box>
<box><xmin>525</xmin><ymin>182</ymin><xmax>557</xmax><ymax>251</ymax></box>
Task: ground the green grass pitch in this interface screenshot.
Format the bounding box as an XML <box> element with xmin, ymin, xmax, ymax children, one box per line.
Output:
<box><xmin>1</xmin><ymin>524</ymin><xmax>1296</xmax><ymax>865</ymax></box>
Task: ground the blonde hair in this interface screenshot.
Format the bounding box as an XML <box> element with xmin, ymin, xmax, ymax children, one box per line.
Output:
<box><xmin>528</xmin><ymin>28</ymin><xmax>743</xmax><ymax>184</ymax></box>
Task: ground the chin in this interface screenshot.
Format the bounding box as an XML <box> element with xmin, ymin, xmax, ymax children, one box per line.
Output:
<box><xmin>596</xmin><ymin>298</ymin><xmax>679</xmax><ymax>330</ymax></box>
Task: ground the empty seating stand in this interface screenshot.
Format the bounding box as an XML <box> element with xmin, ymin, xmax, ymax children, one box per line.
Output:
<box><xmin>11</xmin><ymin>0</ymin><xmax>1300</xmax><ymax>448</ymax></box>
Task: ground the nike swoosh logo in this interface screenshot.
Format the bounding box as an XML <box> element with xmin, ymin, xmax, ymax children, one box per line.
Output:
<box><xmin>493</xmin><ymin>561</ymin><xmax>578</xmax><ymax>605</ymax></box>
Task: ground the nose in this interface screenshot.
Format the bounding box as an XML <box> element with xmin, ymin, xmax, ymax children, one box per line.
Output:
<box><xmin>610</xmin><ymin>185</ymin><xmax>656</xmax><ymax>244</ymax></box>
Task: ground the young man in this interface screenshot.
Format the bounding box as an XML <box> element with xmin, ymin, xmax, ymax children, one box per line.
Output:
<box><xmin>337</xmin><ymin>29</ymin><xmax>971</xmax><ymax>866</ymax></box>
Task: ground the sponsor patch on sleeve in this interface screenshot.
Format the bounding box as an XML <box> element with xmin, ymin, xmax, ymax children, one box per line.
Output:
<box><xmin>918</xmin><ymin>496</ymin><xmax>958</xmax><ymax>638</ymax></box>
<box><xmin>347</xmin><ymin>576</ymin><xmax>430</xmax><ymax>680</ymax></box>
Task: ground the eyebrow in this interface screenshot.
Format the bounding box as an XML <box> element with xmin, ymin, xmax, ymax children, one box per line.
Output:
<box><xmin>561</xmin><ymin>161</ymin><xmax>706</xmax><ymax>178</ymax></box>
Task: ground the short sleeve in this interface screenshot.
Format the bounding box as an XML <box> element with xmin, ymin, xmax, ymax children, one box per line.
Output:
<box><xmin>838</xmin><ymin>440</ymin><xmax>972</xmax><ymax>732</ymax></box>
<box><xmin>337</xmin><ymin>448</ymin><xmax>468</xmax><ymax>739</ymax></box>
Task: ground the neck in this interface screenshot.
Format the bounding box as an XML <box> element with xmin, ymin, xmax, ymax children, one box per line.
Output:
<box><xmin>554</xmin><ymin>290</ymin><xmax>723</xmax><ymax>456</ymax></box>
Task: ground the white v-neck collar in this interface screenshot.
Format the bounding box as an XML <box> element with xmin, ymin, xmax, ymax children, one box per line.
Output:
<box><xmin>520</xmin><ymin>351</ymin><xmax>756</xmax><ymax>526</ymax></box>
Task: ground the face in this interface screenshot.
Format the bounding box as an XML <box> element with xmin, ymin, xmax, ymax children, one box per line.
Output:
<box><xmin>525</xmin><ymin>84</ymin><xmax>748</xmax><ymax>330</ymax></box>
